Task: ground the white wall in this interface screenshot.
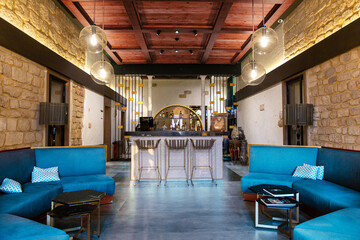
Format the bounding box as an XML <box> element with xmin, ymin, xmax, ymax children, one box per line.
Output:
<box><xmin>82</xmin><ymin>88</ymin><xmax>104</xmax><ymax>145</ymax></box>
<box><xmin>151</xmin><ymin>78</ymin><xmax>210</xmax><ymax>115</ymax></box>
<box><xmin>237</xmin><ymin>83</ymin><xmax>283</xmax><ymax>145</ymax></box>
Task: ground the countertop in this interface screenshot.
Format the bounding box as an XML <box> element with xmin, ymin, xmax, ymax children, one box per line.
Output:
<box><xmin>125</xmin><ymin>131</ymin><xmax>229</xmax><ymax>137</ymax></box>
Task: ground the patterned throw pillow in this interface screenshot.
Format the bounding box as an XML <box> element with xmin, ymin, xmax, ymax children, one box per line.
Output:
<box><xmin>292</xmin><ymin>165</ymin><xmax>318</xmax><ymax>180</ymax></box>
<box><xmin>0</xmin><ymin>178</ymin><xmax>22</xmax><ymax>193</ymax></box>
<box><xmin>304</xmin><ymin>164</ymin><xmax>324</xmax><ymax>180</ymax></box>
<box><xmin>31</xmin><ymin>166</ymin><xmax>60</xmax><ymax>183</ymax></box>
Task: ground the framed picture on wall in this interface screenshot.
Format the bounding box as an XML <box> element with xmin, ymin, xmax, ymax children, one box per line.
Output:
<box><xmin>210</xmin><ymin>113</ymin><xmax>227</xmax><ymax>131</ymax></box>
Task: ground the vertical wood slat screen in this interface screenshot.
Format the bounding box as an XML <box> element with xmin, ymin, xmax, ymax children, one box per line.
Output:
<box><xmin>209</xmin><ymin>76</ymin><xmax>228</xmax><ymax>115</ymax></box>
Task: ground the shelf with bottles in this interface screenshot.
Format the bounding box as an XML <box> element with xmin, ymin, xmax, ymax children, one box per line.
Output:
<box><xmin>153</xmin><ymin>104</ymin><xmax>204</xmax><ymax>131</ymax></box>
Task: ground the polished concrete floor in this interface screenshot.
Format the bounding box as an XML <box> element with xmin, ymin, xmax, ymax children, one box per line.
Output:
<box><xmin>72</xmin><ymin>161</ymin><xmax>310</xmax><ymax>240</ymax></box>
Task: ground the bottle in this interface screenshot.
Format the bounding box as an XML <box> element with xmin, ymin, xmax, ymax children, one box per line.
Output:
<box><xmin>179</xmin><ymin>111</ymin><xmax>183</xmax><ymax>118</ymax></box>
<box><xmin>184</xmin><ymin>122</ymin><xmax>187</xmax><ymax>131</ymax></box>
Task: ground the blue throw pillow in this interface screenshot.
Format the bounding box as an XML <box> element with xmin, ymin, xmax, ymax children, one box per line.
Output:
<box><xmin>0</xmin><ymin>178</ymin><xmax>22</xmax><ymax>193</ymax></box>
<box><xmin>31</xmin><ymin>166</ymin><xmax>60</xmax><ymax>183</ymax></box>
<box><xmin>292</xmin><ymin>165</ymin><xmax>318</xmax><ymax>180</ymax></box>
<box><xmin>304</xmin><ymin>164</ymin><xmax>324</xmax><ymax>180</ymax></box>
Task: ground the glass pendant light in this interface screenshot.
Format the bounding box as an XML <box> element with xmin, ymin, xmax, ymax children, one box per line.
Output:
<box><xmin>252</xmin><ymin>0</ymin><xmax>278</xmax><ymax>55</ymax></box>
<box><xmin>241</xmin><ymin>0</ymin><xmax>266</xmax><ymax>86</ymax></box>
<box><xmin>90</xmin><ymin>56</ymin><xmax>114</xmax><ymax>85</ymax></box>
<box><xmin>79</xmin><ymin>1</ymin><xmax>107</xmax><ymax>53</ymax></box>
<box><xmin>90</xmin><ymin>0</ymin><xmax>114</xmax><ymax>85</ymax></box>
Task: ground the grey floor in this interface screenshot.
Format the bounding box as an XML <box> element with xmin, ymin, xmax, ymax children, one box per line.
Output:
<box><xmin>71</xmin><ymin>161</ymin><xmax>310</xmax><ymax>240</ymax></box>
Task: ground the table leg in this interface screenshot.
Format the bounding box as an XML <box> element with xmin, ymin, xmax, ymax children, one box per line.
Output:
<box><xmin>87</xmin><ymin>215</ymin><xmax>90</xmax><ymax>240</ymax></box>
<box><xmin>97</xmin><ymin>200</ymin><xmax>101</xmax><ymax>236</ymax></box>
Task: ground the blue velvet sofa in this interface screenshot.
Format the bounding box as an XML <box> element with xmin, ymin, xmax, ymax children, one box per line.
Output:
<box><xmin>0</xmin><ymin>146</ymin><xmax>115</xmax><ymax>240</ymax></box>
<box><xmin>241</xmin><ymin>145</ymin><xmax>360</xmax><ymax>239</ymax></box>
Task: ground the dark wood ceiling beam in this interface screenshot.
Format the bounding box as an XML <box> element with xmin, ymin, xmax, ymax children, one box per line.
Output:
<box><xmin>122</xmin><ymin>0</ymin><xmax>152</xmax><ymax>63</ymax></box>
<box><xmin>231</xmin><ymin>0</ymin><xmax>295</xmax><ymax>64</ymax></box>
<box><xmin>62</xmin><ymin>0</ymin><xmax>122</xmax><ymax>64</ymax></box>
<box><xmin>201</xmin><ymin>1</ymin><xmax>233</xmax><ymax>63</ymax></box>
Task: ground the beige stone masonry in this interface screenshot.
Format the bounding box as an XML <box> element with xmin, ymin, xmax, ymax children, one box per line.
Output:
<box><xmin>307</xmin><ymin>46</ymin><xmax>360</xmax><ymax>150</ymax></box>
<box><xmin>0</xmin><ymin>0</ymin><xmax>85</xmax><ymax>69</ymax></box>
<box><xmin>284</xmin><ymin>0</ymin><xmax>360</xmax><ymax>60</ymax></box>
<box><xmin>70</xmin><ymin>82</ymin><xmax>85</xmax><ymax>146</ymax></box>
<box><xmin>0</xmin><ymin>46</ymin><xmax>45</xmax><ymax>149</ymax></box>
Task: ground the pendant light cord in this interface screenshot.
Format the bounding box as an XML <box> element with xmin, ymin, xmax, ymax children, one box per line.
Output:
<box><xmin>262</xmin><ymin>0</ymin><xmax>265</xmax><ymax>27</ymax></box>
<box><xmin>102</xmin><ymin>0</ymin><xmax>105</xmax><ymax>61</ymax></box>
<box><xmin>251</xmin><ymin>0</ymin><xmax>254</xmax><ymax>60</ymax></box>
<box><xmin>93</xmin><ymin>0</ymin><xmax>96</xmax><ymax>24</ymax></box>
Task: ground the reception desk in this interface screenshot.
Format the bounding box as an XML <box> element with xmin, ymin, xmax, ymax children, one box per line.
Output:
<box><xmin>126</xmin><ymin>131</ymin><xmax>227</xmax><ymax>182</ymax></box>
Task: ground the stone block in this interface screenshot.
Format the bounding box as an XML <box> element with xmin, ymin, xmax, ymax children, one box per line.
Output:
<box><xmin>24</xmin><ymin>132</ymin><xmax>35</xmax><ymax>144</ymax></box>
<box><xmin>2</xmin><ymin>64</ymin><xmax>12</xmax><ymax>78</ymax></box>
<box><xmin>5</xmin><ymin>132</ymin><xmax>23</xmax><ymax>146</ymax></box>
<box><xmin>36</xmin><ymin>132</ymin><xmax>42</xmax><ymax>142</ymax></box>
<box><xmin>9</xmin><ymin>99</ymin><xmax>19</xmax><ymax>109</ymax></box>
<box><xmin>352</xmin><ymin>90</ymin><xmax>360</xmax><ymax>99</ymax></box>
<box><xmin>17</xmin><ymin>119</ymin><xmax>30</xmax><ymax>131</ymax></box>
<box><xmin>0</xmin><ymin>118</ymin><xmax>6</xmax><ymax>131</ymax></box>
<box><xmin>344</xmin><ymin>135</ymin><xmax>356</xmax><ymax>144</ymax></box>
<box><xmin>19</xmin><ymin>100</ymin><xmax>32</xmax><ymax>109</ymax></box>
<box><xmin>337</xmin><ymin>71</ymin><xmax>351</xmax><ymax>81</ymax></box>
<box><xmin>325</xmin><ymin>67</ymin><xmax>335</xmax><ymax>78</ymax></box>
<box><xmin>347</xmin><ymin>80</ymin><xmax>357</xmax><ymax>90</ymax></box>
<box><xmin>341</xmin><ymin>92</ymin><xmax>352</xmax><ymax>102</ymax></box>
<box><xmin>352</xmin><ymin>69</ymin><xmax>360</xmax><ymax>78</ymax></box>
<box><xmin>350</xmin><ymin>106</ymin><xmax>360</xmax><ymax>116</ymax></box>
<box><xmin>337</xmin><ymin>108</ymin><xmax>349</xmax><ymax>117</ymax></box>
<box><xmin>328</xmin><ymin>76</ymin><xmax>337</xmax><ymax>84</ymax></box>
<box><xmin>0</xmin><ymin>95</ymin><xmax>9</xmax><ymax>108</ymax></box>
<box><xmin>0</xmin><ymin>133</ymin><xmax>5</xmax><ymax>146</ymax></box>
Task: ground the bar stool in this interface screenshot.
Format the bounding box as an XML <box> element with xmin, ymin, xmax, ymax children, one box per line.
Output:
<box><xmin>164</xmin><ymin>139</ymin><xmax>189</xmax><ymax>186</ymax></box>
<box><xmin>190</xmin><ymin>139</ymin><xmax>217</xmax><ymax>186</ymax></box>
<box><xmin>134</xmin><ymin>139</ymin><xmax>161</xmax><ymax>186</ymax></box>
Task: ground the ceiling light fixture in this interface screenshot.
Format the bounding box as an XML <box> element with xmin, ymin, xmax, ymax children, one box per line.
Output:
<box><xmin>160</xmin><ymin>49</ymin><xmax>164</xmax><ymax>54</ymax></box>
<box><xmin>79</xmin><ymin>0</ymin><xmax>107</xmax><ymax>53</ymax></box>
<box><xmin>156</xmin><ymin>30</ymin><xmax>161</xmax><ymax>36</ymax></box>
<box><xmin>175</xmin><ymin>30</ymin><xmax>179</xmax><ymax>34</ymax></box>
<box><xmin>175</xmin><ymin>37</ymin><xmax>179</xmax><ymax>41</ymax></box>
<box><xmin>193</xmin><ymin>30</ymin><xmax>198</xmax><ymax>36</ymax></box>
<box><xmin>189</xmin><ymin>50</ymin><xmax>193</xmax><ymax>55</ymax></box>
<box><xmin>241</xmin><ymin>0</ymin><xmax>266</xmax><ymax>86</ymax></box>
<box><xmin>175</xmin><ymin>50</ymin><xmax>179</xmax><ymax>53</ymax></box>
<box><xmin>252</xmin><ymin>0</ymin><xmax>278</xmax><ymax>55</ymax></box>
<box><xmin>90</xmin><ymin>0</ymin><xmax>114</xmax><ymax>85</ymax></box>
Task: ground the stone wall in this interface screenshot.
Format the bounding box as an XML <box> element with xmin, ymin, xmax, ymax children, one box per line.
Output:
<box><xmin>307</xmin><ymin>46</ymin><xmax>360</xmax><ymax>150</ymax></box>
<box><xmin>0</xmin><ymin>46</ymin><xmax>46</xmax><ymax>149</ymax></box>
<box><xmin>284</xmin><ymin>0</ymin><xmax>360</xmax><ymax>60</ymax></box>
<box><xmin>0</xmin><ymin>0</ymin><xmax>85</xmax><ymax>69</ymax></box>
<box><xmin>70</xmin><ymin>82</ymin><xmax>85</xmax><ymax>146</ymax></box>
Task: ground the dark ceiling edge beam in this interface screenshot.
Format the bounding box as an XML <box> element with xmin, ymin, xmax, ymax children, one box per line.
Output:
<box><xmin>0</xmin><ymin>18</ymin><xmax>126</xmax><ymax>106</ymax></box>
<box><xmin>200</xmin><ymin>1</ymin><xmax>233</xmax><ymax>63</ymax></box>
<box><xmin>113</xmin><ymin>64</ymin><xmax>241</xmax><ymax>76</ymax></box>
<box><xmin>235</xmin><ymin>17</ymin><xmax>360</xmax><ymax>101</ymax></box>
<box><xmin>122</xmin><ymin>0</ymin><xmax>152</xmax><ymax>63</ymax></box>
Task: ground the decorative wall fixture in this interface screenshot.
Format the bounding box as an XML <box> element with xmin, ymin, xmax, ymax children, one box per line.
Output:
<box><xmin>241</xmin><ymin>0</ymin><xmax>266</xmax><ymax>86</ymax></box>
<box><xmin>209</xmin><ymin>76</ymin><xmax>227</xmax><ymax>115</ymax></box>
<box><xmin>116</xmin><ymin>75</ymin><xmax>144</xmax><ymax>131</ymax></box>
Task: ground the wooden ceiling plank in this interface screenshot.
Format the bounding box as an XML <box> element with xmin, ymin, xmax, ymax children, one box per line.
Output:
<box><xmin>122</xmin><ymin>0</ymin><xmax>152</xmax><ymax>63</ymax></box>
<box><xmin>77</xmin><ymin>0</ymin><xmax>284</xmax><ymax>3</ymax></box>
<box><xmin>231</xmin><ymin>0</ymin><xmax>295</xmax><ymax>64</ymax></box>
<box><xmin>201</xmin><ymin>1</ymin><xmax>233</xmax><ymax>63</ymax></box>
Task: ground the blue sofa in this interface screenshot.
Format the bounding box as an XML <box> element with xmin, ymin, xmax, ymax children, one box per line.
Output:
<box><xmin>0</xmin><ymin>146</ymin><xmax>115</xmax><ymax>240</ymax></box>
<box><xmin>241</xmin><ymin>145</ymin><xmax>360</xmax><ymax>239</ymax></box>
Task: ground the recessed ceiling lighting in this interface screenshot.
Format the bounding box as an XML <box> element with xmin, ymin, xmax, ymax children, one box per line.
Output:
<box><xmin>156</xmin><ymin>30</ymin><xmax>161</xmax><ymax>36</ymax></box>
<box><xmin>175</xmin><ymin>50</ymin><xmax>179</xmax><ymax>53</ymax></box>
<box><xmin>160</xmin><ymin>49</ymin><xmax>164</xmax><ymax>54</ymax></box>
<box><xmin>193</xmin><ymin>30</ymin><xmax>198</xmax><ymax>36</ymax></box>
<box><xmin>189</xmin><ymin>50</ymin><xmax>193</xmax><ymax>55</ymax></box>
<box><xmin>175</xmin><ymin>37</ymin><xmax>179</xmax><ymax>41</ymax></box>
<box><xmin>277</xmin><ymin>19</ymin><xmax>283</xmax><ymax>24</ymax></box>
<box><xmin>175</xmin><ymin>30</ymin><xmax>179</xmax><ymax>34</ymax></box>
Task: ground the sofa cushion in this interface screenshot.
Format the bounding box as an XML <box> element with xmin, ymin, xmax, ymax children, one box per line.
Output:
<box><xmin>34</xmin><ymin>147</ymin><xmax>106</xmax><ymax>177</ymax></box>
<box><xmin>249</xmin><ymin>145</ymin><xmax>319</xmax><ymax>175</ymax></box>
<box><xmin>317</xmin><ymin>148</ymin><xmax>360</xmax><ymax>191</ymax></box>
<box><xmin>0</xmin><ymin>213</ymin><xmax>68</xmax><ymax>240</ymax></box>
<box><xmin>0</xmin><ymin>148</ymin><xmax>35</xmax><ymax>184</ymax></box>
<box><xmin>0</xmin><ymin>182</ymin><xmax>63</xmax><ymax>219</ymax></box>
<box><xmin>61</xmin><ymin>174</ymin><xmax>115</xmax><ymax>195</ymax></box>
<box><xmin>293</xmin><ymin>179</ymin><xmax>360</xmax><ymax>213</ymax></box>
<box><xmin>241</xmin><ymin>173</ymin><xmax>301</xmax><ymax>193</ymax></box>
<box><xmin>293</xmin><ymin>208</ymin><xmax>360</xmax><ymax>240</ymax></box>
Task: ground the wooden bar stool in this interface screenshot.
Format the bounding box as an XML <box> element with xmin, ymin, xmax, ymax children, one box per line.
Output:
<box><xmin>134</xmin><ymin>139</ymin><xmax>161</xmax><ymax>186</ymax></box>
<box><xmin>164</xmin><ymin>139</ymin><xmax>189</xmax><ymax>186</ymax></box>
<box><xmin>190</xmin><ymin>139</ymin><xmax>217</xmax><ymax>186</ymax></box>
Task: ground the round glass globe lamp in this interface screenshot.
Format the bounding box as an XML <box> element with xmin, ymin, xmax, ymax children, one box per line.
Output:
<box><xmin>79</xmin><ymin>25</ymin><xmax>107</xmax><ymax>53</ymax></box>
<box><xmin>241</xmin><ymin>60</ymin><xmax>266</xmax><ymax>86</ymax></box>
<box><xmin>252</xmin><ymin>27</ymin><xmax>278</xmax><ymax>55</ymax></box>
<box><xmin>90</xmin><ymin>60</ymin><xmax>114</xmax><ymax>85</ymax></box>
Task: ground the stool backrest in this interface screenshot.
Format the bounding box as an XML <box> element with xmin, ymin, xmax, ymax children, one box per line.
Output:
<box><xmin>134</xmin><ymin>139</ymin><xmax>161</xmax><ymax>150</ymax></box>
<box><xmin>165</xmin><ymin>139</ymin><xmax>189</xmax><ymax>149</ymax></box>
<box><xmin>190</xmin><ymin>139</ymin><xmax>216</xmax><ymax>149</ymax></box>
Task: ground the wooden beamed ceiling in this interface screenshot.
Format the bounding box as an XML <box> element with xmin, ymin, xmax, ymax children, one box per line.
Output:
<box><xmin>61</xmin><ymin>0</ymin><xmax>295</xmax><ymax>65</ymax></box>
